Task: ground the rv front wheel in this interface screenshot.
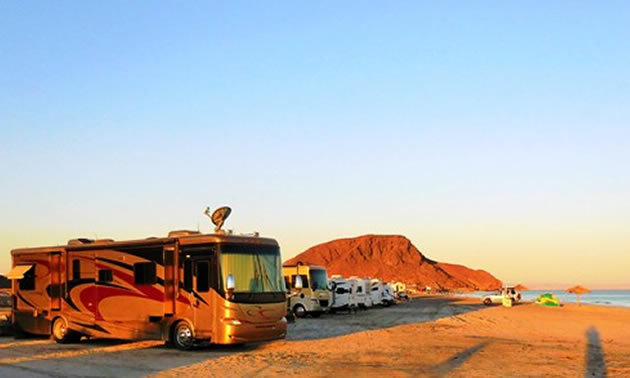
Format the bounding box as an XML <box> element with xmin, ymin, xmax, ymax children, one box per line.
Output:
<box><xmin>173</xmin><ymin>321</ymin><xmax>194</xmax><ymax>350</ymax></box>
<box><xmin>293</xmin><ymin>304</ymin><xmax>307</xmax><ymax>318</ymax></box>
<box><xmin>52</xmin><ymin>317</ymin><xmax>79</xmax><ymax>344</ymax></box>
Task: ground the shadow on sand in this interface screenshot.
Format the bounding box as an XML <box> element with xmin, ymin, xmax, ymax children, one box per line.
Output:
<box><xmin>585</xmin><ymin>327</ymin><xmax>607</xmax><ymax>378</ymax></box>
<box><xmin>287</xmin><ymin>295</ymin><xmax>487</xmax><ymax>341</ymax></box>
<box><xmin>428</xmin><ymin>341</ymin><xmax>490</xmax><ymax>377</ymax></box>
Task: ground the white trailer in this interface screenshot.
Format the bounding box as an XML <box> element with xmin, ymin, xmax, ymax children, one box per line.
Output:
<box><xmin>369</xmin><ymin>279</ymin><xmax>389</xmax><ymax>306</ymax></box>
<box><xmin>329</xmin><ymin>275</ymin><xmax>357</xmax><ymax>313</ymax></box>
<box><xmin>349</xmin><ymin>277</ymin><xmax>372</xmax><ymax>309</ymax></box>
<box><xmin>383</xmin><ymin>283</ymin><xmax>396</xmax><ymax>305</ymax></box>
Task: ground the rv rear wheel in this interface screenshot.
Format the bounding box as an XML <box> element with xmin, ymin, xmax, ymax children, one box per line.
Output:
<box><xmin>483</xmin><ymin>298</ymin><xmax>492</xmax><ymax>306</ymax></box>
<box><xmin>173</xmin><ymin>321</ymin><xmax>194</xmax><ymax>350</ymax></box>
<box><xmin>52</xmin><ymin>317</ymin><xmax>79</xmax><ymax>344</ymax></box>
<box><xmin>293</xmin><ymin>304</ymin><xmax>307</xmax><ymax>318</ymax></box>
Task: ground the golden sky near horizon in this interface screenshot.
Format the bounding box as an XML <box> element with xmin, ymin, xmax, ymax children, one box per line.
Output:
<box><xmin>2</xmin><ymin>217</ymin><xmax>628</xmax><ymax>289</ymax></box>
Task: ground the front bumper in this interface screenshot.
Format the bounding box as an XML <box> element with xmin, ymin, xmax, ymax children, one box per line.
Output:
<box><xmin>217</xmin><ymin>317</ymin><xmax>288</xmax><ymax>345</ymax></box>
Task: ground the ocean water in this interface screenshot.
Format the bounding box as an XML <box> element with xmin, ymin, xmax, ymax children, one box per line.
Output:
<box><xmin>466</xmin><ymin>290</ymin><xmax>630</xmax><ymax>308</ymax></box>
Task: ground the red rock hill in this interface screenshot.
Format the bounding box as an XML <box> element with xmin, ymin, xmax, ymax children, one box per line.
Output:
<box><xmin>284</xmin><ymin>235</ymin><xmax>501</xmax><ymax>291</ymax></box>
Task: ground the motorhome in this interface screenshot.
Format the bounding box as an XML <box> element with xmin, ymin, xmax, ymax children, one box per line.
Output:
<box><xmin>369</xmin><ymin>279</ymin><xmax>390</xmax><ymax>307</ymax></box>
<box><xmin>328</xmin><ymin>275</ymin><xmax>356</xmax><ymax>313</ymax></box>
<box><xmin>282</xmin><ymin>264</ymin><xmax>331</xmax><ymax>317</ymax></box>
<box><xmin>5</xmin><ymin>218</ymin><xmax>288</xmax><ymax>350</ymax></box>
<box><xmin>383</xmin><ymin>283</ymin><xmax>396</xmax><ymax>305</ymax></box>
<box><xmin>349</xmin><ymin>277</ymin><xmax>372</xmax><ymax>309</ymax></box>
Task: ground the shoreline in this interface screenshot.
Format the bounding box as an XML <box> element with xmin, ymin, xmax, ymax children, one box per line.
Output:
<box><xmin>449</xmin><ymin>291</ymin><xmax>630</xmax><ymax>309</ymax></box>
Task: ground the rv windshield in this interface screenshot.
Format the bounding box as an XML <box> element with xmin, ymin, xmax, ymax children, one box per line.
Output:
<box><xmin>220</xmin><ymin>244</ymin><xmax>284</xmax><ymax>293</ymax></box>
<box><xmin>309</xmin><ymin>269</ymin><xmax>328</xmax><ymax>290</ymax></box>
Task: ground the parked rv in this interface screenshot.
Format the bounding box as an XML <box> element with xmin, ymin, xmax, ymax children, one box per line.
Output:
<box><xmin>391</xmin><ymin>281</ymin><xmax>409</xmax><ymax>300</ymax></box>
<box><xmin>329</xmin><ymin>275</ymin><xmax>357</xmax><ymax>313</ymax></box>
<box><xmin>283</xmin><ymin>264</ymin><xmax>332</xmax><ymax>317</ymax></box>
<box><xmin>4</xmin><ymin>208</ymin><xmax>288</xmax><ymax>350</ymax></box>
<box><xmin>383</xmin><ymin>283</ymin><xmax>397</xmax><ymax>305</ymax></box>
<box><xmin>349</xmin><ymin>277</ymin><xmax>373</xmax><ymax>309</ymax></box>
<box><xmin>369</xmin><ymin>279</ymin><xmax>395</xmax><ymax>307</ymax></box>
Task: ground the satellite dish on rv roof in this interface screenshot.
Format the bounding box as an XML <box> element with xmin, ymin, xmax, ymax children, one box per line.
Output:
<box><xmin>204</xmin><ymin>206</ymin><xmax>231</xmax><ymax>233</ymax></box>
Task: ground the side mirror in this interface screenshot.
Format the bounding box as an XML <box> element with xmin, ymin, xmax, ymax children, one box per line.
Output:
<box><xmin>226</xmin><ymin>274</ymin><xmax>235</xmax><ymax>291</ymax></box>
<box><xmin>294</xmin><ymin>275</ymin><xmax>303</xmax><ymax>290</ymax></box>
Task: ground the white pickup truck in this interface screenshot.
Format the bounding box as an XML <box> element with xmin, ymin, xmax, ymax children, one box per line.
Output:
<box><xmin>482</xmin><ymin>287</ymin><xmax>521</xmax><ymax>305</ymax></box>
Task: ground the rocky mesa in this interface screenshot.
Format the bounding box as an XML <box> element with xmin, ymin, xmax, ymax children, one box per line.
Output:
<box><xmin>284</xmin><ymin>234</ymin><xmax>501</xmax><ymax>291</ymax></box>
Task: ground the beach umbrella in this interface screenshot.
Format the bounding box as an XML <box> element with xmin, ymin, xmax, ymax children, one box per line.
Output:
<box><xmin>566</xmin><ymin>285</ymin><xmax>591</xmax><ymax>306</ymax></box>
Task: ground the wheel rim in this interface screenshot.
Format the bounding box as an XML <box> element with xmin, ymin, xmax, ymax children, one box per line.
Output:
<box><xmin>53</xmin><ymin>318</ymin><xmax>66</xmax><ymax>340</ymax></box>
<box><xmin>294</xmin><ymin>305</ymin><xmax>306</xmax><ymax>317</ymax></box>
<box><xmin>176</xmin><ymin>324</ymin><xmax>193</xmax><ymax>348</ymax></box>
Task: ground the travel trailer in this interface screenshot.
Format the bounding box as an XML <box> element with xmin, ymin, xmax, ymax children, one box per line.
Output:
<box><xmin>283</xmin><ymin>264</ymin><xmax>332</xmax><ymax>317</ymax></box>
<box><xmin>329</xmin><ymin>275</ymin><xmax>357</xmax><ymax>313</ymax></box>
<box><xmin>349</xmin><ymin>277</ymin><xmax>372</xmax><ymax>309</ymax></box>
<box><xmin>4</xmin><ymin>208</ymin><xmax>288</xmax><ymax>350</ymax></box>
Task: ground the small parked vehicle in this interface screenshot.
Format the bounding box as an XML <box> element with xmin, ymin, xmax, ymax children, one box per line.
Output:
<box><xmin>329</xmin><ymin>275</ymin><xmax>357</xmax><ymax>313</ymax></box>
<box><xmin>482</xmin><ymin>287</ymin><xmax>521</xmax><ymax>306</ymax></box>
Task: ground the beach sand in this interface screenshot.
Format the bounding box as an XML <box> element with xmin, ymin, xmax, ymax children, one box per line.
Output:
<box><xmin>154</xmin><ymin>296</ymin><xmax>630</xmax><ymax>377</ymax></box>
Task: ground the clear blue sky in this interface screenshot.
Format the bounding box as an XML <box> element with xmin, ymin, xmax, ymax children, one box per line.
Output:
<box><xmin>1</xmin><ymin>2</ymin><xmax>629</xmax><ymax>287</ymax></box>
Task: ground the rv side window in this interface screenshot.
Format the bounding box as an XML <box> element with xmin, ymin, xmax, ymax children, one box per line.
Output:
<box><xmin>19</xmin><ymin>266</ymin><xmax>36</xmax><ymax>291</ymax></box>
<box><xmin>336</xmin><ymin>287</ymin><xmax>348</xmax><ymax>294</ymax></box>
<box><xmin>357</xmin><ymin>286</ymin><xmax>363</xmax><ymax>293</ymax></box>
<box><xmin>195</xmin><ymin>261</ymin><xmax>210</xmax><ymax>293</ymax></box>
<box><xmin>372</xmin><ymin>286</ymin><xmax>378</xmax><ymax>291</ymax></box>
<box><xmin>292</xmin><ymin>275</ymin><xmax>308</xmax><ymax>289</ymax></box>
<box><xmin>284</xmin><ymin>277</ymin><xmax>291</xmax><ymax>291</ymax></box>
<box><xmin>73</xmin><ymin>260</ymin><xmax>81</xmax><ymax>281</ymax></box>
<box><xmin>134</xmin><ymin>262</ymin><xmax>157</xmax><ymax>285</ymax></box>
<box><xmin>183</xmin><ymin>260</ymin><xmax>193</xmax><ymax>291</ymax></box>
<box><xmin>98</xmin><ymin>269</ymin><xmax>113</xmax><ymax>283</ymax></box>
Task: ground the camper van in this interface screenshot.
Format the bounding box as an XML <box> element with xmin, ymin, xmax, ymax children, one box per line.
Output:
<box><xmin>329</xmin><ymin>275</ymin><xmax>356</xmax><ymax>313</ymax></box>
<box><xmin>282</xmin><ymin>265</ymin><xmax>331</xmax><ymax>317</ymax></box>
<box><xmin>5</xmin><ymin>230</ymin><xmax>288</xmax><ymax>349</ymax></box>
<box><xmin>349</xmin><ymin>277</ymin><xmax>372</xmax><ymax>309</ymax></box>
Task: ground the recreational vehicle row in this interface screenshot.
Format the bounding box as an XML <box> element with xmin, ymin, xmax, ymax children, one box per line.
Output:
<box><xmin>281</xmin><ymin>265</ymin><xmax>405</xmax><ymax>317</ymax></box>
<box><xmin>3</xmin><ymin>208</ymin><xmax>413</xmax><ymax>349</ymax></box>
<box><xmin>327</xmin><ymin>276</ymin><xmax>398</xmax><ymax>313</ymax></box>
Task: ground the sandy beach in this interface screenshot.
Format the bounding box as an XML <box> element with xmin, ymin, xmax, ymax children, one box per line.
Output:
<box><xmin>154</xmin><ymin>296</ymin><xmax>630</xmax><ymax>377</ymax></box>
<box><xmin>1</xmin><ymin>296</ymin><xmax>629</xmax><ymax>377</ymax></box>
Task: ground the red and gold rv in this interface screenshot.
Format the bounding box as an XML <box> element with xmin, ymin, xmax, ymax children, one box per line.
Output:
<box><xmin>6</xmin><ymin>231</ymin><xmax>287</xmax><ymax>349</ymax></box>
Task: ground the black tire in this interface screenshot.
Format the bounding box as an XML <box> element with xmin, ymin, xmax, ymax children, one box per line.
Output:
<box><xmin>172</xmin><ymin>321</ymin><xmax>195</xmax><ymax>350</ymax></box>
<box><xmin>52</xmin><ymin>317</ymin><xmax>80</xmax><ymax>344</ymax></box>
<box><xmin>293</xmin><ymin>304</ymin><xmax>307</xmax><ymax>318</ymax></box>
<box><xmin>483</xmin><ymin>298</ymin><xmax>492</xmax><ymax>306</ymax></box>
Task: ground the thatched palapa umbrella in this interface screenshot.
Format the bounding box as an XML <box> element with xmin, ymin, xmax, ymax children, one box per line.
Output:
<box><xmin>514</xmin><ymin>284</ymin><xmax>529</xmax><ymax>291</ymax></box>
<box><xmin>566</xmin><ymin>285</ymin><xmax>591</xmax><ymax>306</ymax></box>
